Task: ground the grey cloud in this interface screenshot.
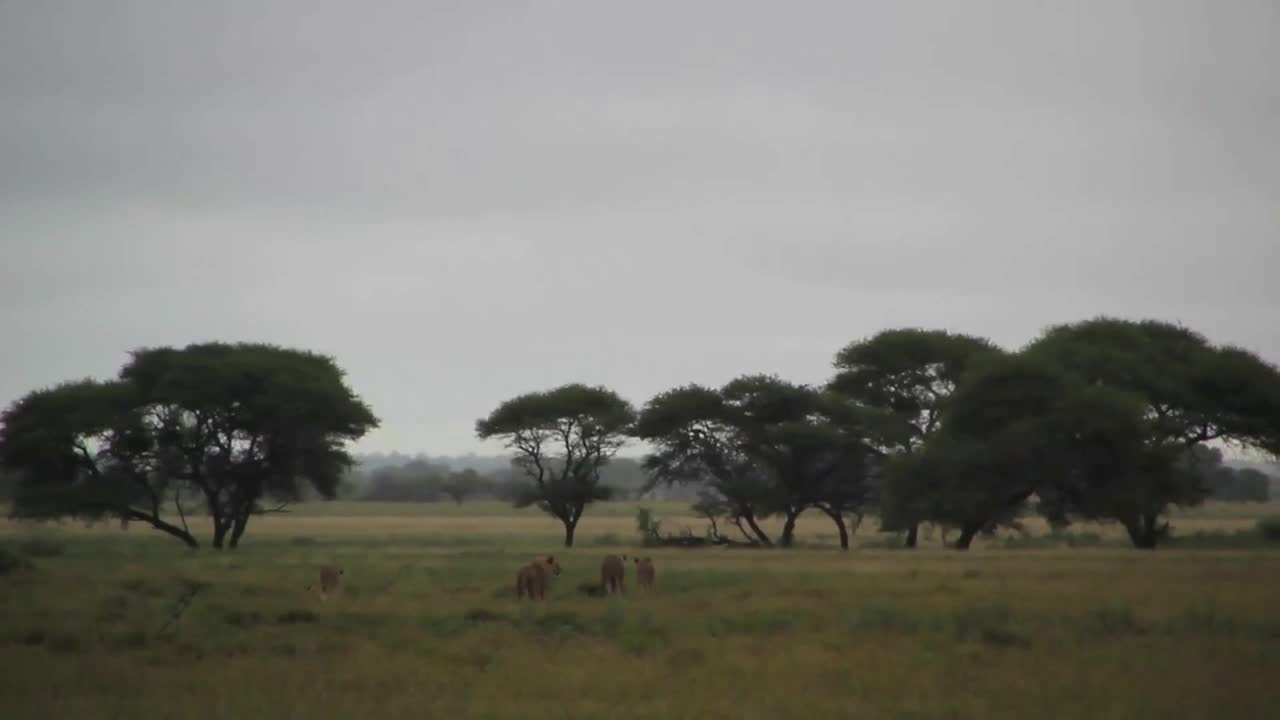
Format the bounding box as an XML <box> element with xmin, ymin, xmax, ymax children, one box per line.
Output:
<box><xmin>2</xmin><ymin>0</ymin><xmax>1278</xmax><ymax>454</ymax></box>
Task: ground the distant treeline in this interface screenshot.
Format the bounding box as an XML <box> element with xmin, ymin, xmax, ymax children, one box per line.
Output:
<box><xmin>1195</xmin><ymin>449</ymin><xmax>1275</xmax><ymax>502</ymax></box>
<box><xmin>340</xmin><ymin>454</ymin><xmax>701</xmax><ymax>504</ymax></box>
<box><xmin>333</xmin><ymin>448</ymin><xmax>1274</xmax><ymax>507</ymax></box>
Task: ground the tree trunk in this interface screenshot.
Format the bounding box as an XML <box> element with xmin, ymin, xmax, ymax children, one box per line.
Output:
<box><xmin>780</xmin><ymin>509</ymin><xmax>802</xmax><ymax>548</ymax></box>
<box><xmin>904</xmin><ymin>523</ymin><xmax>919</xmax><ymax>549</ymax></box>
<box><xmin>563</xmin><ymin>518</ymin><xmax>577</xmax><ymax>548</ymax></box>
<box><xmin>954</xmin><ymin>524</ymin><xmax>980</xmax><ymax>550</ymax></box>
<box><xmin>228</xmin><ymin>511</ymin><xmax>250</xmax><ymax>549</ymax></box>
<box><xmin>211</xmin><ymin>517</ymin><xmax>230</xmax><ymax>549</ymax></box>
<box><xmin>1122</xmin><ymin>514</ymin><xmax>1161</xmax><ymax>550</ymax></box>
<box><xmin>744</xmin><ymin>513</ymin><xmax>773</xmax><ymax>546</ymax></box>
<box><xmin>204</xmin><ymin>488</ymin><xmax>229</xmax><ymax>549</ymax></box>
<box><xmin>821</xmin><ymin>508</ymin><xmax>850</xmax><ymax>550</ymax></box>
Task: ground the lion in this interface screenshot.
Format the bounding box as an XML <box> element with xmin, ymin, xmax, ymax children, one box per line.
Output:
<box><xmin>307</xmin><ymin>565</ymin><xmax>343</xmax><ymax>601</ymax></box>
<box><xmin>633</xmin><ymin>556</ymin><xmax>655</xmax><ymax>590</ymax></box>
<box><xmin>600</xmin><ymin>553</ymin><xmax>628</xmax><ymax>595</ymax></box>
<box><xmin>515</xmin><ymin>555</ymin><xmax>562</xmax><ymax>601</ymax></box>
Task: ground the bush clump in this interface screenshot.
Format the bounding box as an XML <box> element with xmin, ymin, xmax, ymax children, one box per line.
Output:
<box><xmin>1256</xmin><ymin>516</ymin><xmax>1280</xmax><ymax>542</ymax></box>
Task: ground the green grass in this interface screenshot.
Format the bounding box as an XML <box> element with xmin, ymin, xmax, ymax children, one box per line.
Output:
<box><xmin>2</xmin><ymin>503</ymin><xmax>1280</xmax><ymax>718</ymax></box>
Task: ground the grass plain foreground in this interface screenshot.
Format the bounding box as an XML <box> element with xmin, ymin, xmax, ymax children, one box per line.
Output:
<box><xmin>2</xmin><ymin>501</ymin><xmax>1279</xmax><ymax>719</ymax></box>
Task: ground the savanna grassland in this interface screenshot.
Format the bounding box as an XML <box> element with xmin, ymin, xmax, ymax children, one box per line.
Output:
<box><xmin>2</xmin><ymin>502</ymin><xmax>1279</xmax><ymax>720</ymax></box>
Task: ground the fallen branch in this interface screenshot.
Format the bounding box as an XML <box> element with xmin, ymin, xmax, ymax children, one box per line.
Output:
<box><xmin>156</xmin><ymin>579</ymin><xmax>207</xmax><ymax>635</ymax></box>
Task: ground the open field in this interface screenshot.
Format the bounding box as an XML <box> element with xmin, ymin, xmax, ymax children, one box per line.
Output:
<box><xmin>3</xmin><ymin>502</ymin><xmax>1280</xmax><ymax>719</ymax></box>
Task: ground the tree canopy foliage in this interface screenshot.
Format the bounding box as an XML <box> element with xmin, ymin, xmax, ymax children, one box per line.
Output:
<box><xmin>872</xmin><ymin>318</ymin><xmax>1280</xmax><ymax>549</ymax></box>
<box><xmin>633</xmin><ymin>383</ymin><xmax>780</xmax><ymax>545</ymax></box>
<box><xmin>0</xmin><ymin>343</ymin><xmax>378</xmax><ymax>548</ymax></box>
<box><xmin>635</xmin><ymin>316</ymin><xmax>1279</xmax><ymax>551</ymax></box>
<box><xmin>475</xmin><ymin>383</ymin><xmax>635</xmax><ymax>547</ymax></box>
<box><xmin>635</xmin><ymin>375</ymin><xmax>880</xmax><ymax>549</ymax></box>
<box><xmin>829</xmin><ymin>328</ymin><xmax>1003</xmax><ymax>546</ymax></box>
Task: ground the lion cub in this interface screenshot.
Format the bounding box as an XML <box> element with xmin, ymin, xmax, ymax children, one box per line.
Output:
<box><xmin>515</xmin><ymin>555</ymin><xmax>562</xmax><ymax>601</ymax></box>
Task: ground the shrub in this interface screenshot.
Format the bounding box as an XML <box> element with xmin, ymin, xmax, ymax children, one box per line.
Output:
<box><xmin>635</xmin><ymin>507</ymin><xmax>662</xmax><ymax>546</ymax></box>
<box><xmin>1257</xmin><ymin>516</ymin><xmax>1280</xmax><ymax>542</ymax></box>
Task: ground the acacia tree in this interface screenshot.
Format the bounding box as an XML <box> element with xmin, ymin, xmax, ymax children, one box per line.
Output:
<box><xmin>829</xmin><ymin>328</ymin><xmax>1002</xmax><ymax>547</ymax></box>
<box><xmin>1</xmin><ymin>380</ymin><xmax>200</xmax><ymax>547</ymax></box>
<box><xmin>476</xmin><ymin>384</ymin><xmax>635</xmax><ymax>547</ymax></box>
<box><xmin>887</xmin><ymin>353</ymin><xmax>1179</xmax><ymax>549</ymax></box>
<box><xmin>632</xmin><ymin>384</ymin><xmax>779</xmax><ymax>546</ymax></box>
<box><xmin>0</xmin><ymin>343</ymin><xmax>379</xmax><ymax>549</ymax></box>
<box><xmin>1024</xmin><ymin>317</ymin><xmax>1280</xmax><ymax>547</ymax></box>
<box><xmin>719</xmin><ymin>375</ymin><xmax>877</xmax><ymax>549</ymax></box>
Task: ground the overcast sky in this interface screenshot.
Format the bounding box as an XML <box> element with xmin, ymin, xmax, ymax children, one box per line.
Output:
<box><xmin>2</xmin><ymin>0</ymin><xmax>1277</xmax><ymax>456</ymax></box>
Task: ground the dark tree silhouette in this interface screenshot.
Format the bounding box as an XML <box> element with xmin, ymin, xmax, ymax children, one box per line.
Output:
<box><xmin>1026</xmin><ymin>317</ymin><xmax>1280</xmax><ymax>547</ymax></box>
<box><xmin>476</xmin><ymin>384</ymin><xmax>635</xmax><ymax>547</ymax></box>
<box><xmin>830</xmin><ymin>328</ymin><xmax>1003</xmax><ymax>548</ymax></box>
<box><xmin>1</xmin><ymin>343</ymin><xmax>378</xmax><ymax>548</ymax></box>
<box><xmin>633</xmin><ymin>384</ymin><xmax>779</xmax><ymax>545</ymax></box>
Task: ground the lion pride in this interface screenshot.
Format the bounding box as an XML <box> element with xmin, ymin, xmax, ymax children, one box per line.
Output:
<box><xmin>515</xmin><ymin>555</ymin><xmax>562</xmax><ymax>601</ymax></box>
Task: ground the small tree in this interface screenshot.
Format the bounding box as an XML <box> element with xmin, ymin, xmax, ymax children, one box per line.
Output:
<box><xmin>476</xmin><ymin>384</ymin><xmax>635</xmax><ymax>547</ymax></box>
<box><xmin>829</xmin><ymin>328</ymin><xmax>1002</xmax><ymax>547</ymax></box>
